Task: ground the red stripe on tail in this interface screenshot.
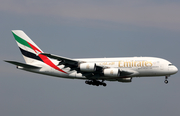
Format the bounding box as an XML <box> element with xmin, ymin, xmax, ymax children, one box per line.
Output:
<box><xmin>27</xmin><ymin>42</ymin><xmax>67</xmax><ymax>74</ymax></box>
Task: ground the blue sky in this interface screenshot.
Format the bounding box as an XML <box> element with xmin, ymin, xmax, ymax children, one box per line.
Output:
<box><xmin>1</xmin><ymin>0</ymin><xmax>180</xmax><ymax>116</ymax></box>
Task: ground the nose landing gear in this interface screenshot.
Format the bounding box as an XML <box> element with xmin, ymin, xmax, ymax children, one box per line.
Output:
<box><xmin>164</xmin><ymin>76</ymin><xmax>169</xmax><ymax>84</ymax></box>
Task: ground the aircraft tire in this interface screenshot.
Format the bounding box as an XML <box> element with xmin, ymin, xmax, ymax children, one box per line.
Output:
<box><xmin>103</xmin><ymin>83</ymin><xmax>107</xmax><ymax>87</ymax></box>
<box><xmin>164</xmin><ymin>80</ymin><xmax>168</xmax><ymax>84</ymax></box>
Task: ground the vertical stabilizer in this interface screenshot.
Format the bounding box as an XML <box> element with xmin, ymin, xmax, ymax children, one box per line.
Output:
<box><xmin>12</xmin><ymin>30</ymin><xmax>43</xmax><ymax>64</ymax></box>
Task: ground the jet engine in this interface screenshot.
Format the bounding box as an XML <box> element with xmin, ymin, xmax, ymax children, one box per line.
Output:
<box><xmin>103</xmin><ymin>68</ymin><xmax>120</xmax><ymax>77</ymax></box>
<box><xmin>80</xmin><ymin>63</ymin><xmax>96</xmax><ymax>72</ymax></box>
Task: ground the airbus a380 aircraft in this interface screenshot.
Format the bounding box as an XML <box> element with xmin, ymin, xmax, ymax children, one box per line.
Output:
<box><xmin>5</xmin><ymin>30</ymin><xmax>178</xmax><ymax>86</ymax></box>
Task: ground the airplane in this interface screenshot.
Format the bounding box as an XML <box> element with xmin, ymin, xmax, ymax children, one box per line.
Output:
<box><xmin>5</xmin><ymin>30</ymin><xmax>178</xmax><ymax>86</ymax></box>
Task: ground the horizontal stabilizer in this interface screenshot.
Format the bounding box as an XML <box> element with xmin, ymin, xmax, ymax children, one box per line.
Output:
<box><xmin>4</xmin><ymin>60</ymin><xmax>41</xmax><ymax>69</ymax></box>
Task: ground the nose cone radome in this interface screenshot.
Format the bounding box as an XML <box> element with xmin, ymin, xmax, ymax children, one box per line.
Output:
<box><xmin>168</xmin><ymin>65</ymin><xmax>178</xmax><ymax>75</ymax></box>
<box><xmin>170</xmin><ymin>66</ymin><xmax>178</xmax><ymax>74</ymax></box>
<box><xmin>174</xmin><ymin>66</ymin><xmax>178</xmax><ymax>74</ymax></box>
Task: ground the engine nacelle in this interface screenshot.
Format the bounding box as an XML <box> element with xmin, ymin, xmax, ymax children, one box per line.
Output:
<box><xmin>118</xmin><ymin>78</ymin><xmax>132</xmax><ymax>83</ymax></box>
<box><xmin>103</xmin><ymin>68</ymin><xmax>120</xmax><ymax>77</ymax></box>
<box><xmin>80</xmin><ymin>63</ymin><xmax>96</xmax><ymax>72</ymax></box>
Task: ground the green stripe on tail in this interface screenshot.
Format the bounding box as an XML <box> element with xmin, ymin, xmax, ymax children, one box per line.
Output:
<box><xmin>12</xmin><ymin>32</ymin><xmax>32</xmax><ymax>49</ymax></box>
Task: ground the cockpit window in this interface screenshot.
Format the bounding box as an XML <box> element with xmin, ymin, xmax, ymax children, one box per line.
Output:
<box><xmin>169</xmin><ymin>64</ymin><xmax>174</xmax><ymax>66</ymax></box>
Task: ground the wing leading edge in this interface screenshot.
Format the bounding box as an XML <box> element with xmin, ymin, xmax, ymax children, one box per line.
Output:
<box><xmin>41</xmin><ymin>53</ymin><xmax>81</xmax><ymax>66</ymax></box>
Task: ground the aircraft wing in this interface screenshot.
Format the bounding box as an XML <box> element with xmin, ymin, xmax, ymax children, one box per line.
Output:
<box><xmin>41</xmin><ymin>53</ymin><xmax>137</xmax><ymax>78</ymax></box>
<box><xmin>41</xmin><ymin>53</ymin><xmax>104</xmax><ymax>77</ymax></box>
<box><xmin>41</xmin><ymin>53</ymin><xmax>80</xmax><ymax>66</ymax></box>
<box><xmin>4</xmin><ymin>60</ymin><xmax>41</xmax><ymax>69</ymax></box>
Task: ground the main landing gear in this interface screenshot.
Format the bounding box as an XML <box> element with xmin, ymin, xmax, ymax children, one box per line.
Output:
<box><xmin>164</xmin><ymin>76</ymin><xmax>169</xmax><ymax>84</ymax></box>
<box><xmin>85</xmin><ymin>80</ymin><xmax>107</xmax><ymax>87</ymax></box>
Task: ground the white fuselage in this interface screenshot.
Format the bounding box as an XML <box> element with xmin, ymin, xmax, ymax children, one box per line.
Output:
<box><xmin>8</xmin><ymin>30</ymin><xmax>178</xmax><ymax>85</ymax></box>
<box><xmin>19</xmin><ymin>57</ymin><xmax>178</xmax><ymax>81</ymax></box>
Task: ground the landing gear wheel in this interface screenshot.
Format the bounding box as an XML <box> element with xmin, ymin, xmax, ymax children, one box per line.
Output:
<box><xmin>85</xmin><ymin>81</ymin><xmax>88</xmax><ymax>84</ymax></box>
<box><xmin>164</xmin><ymin>76</ymin><xmax>169</xmax><ymax>84</ymax></box>
<box><xmin>164</xmin><ymin>80</ymin><xmax>168</xmax><ymax>84</ymax></box>
<box><xmin>102</xmin><ymin>83</ymin><xmax>107</xmax><ymax>87</ymax></box>
<box><xmin>85</xmin><ymin>80</ymin><xmax>107</xmax><ymax>87</ymax></box>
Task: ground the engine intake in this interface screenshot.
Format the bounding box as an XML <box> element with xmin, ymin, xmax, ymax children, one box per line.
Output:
<box><xmin>80</xmin><ymin>63</ymin><xmax>96</xmax><ymax>72</ymax></box>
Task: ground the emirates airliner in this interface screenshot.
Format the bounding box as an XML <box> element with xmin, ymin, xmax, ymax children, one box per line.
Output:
<box><xmin>5</xmin><ymin>30</ymin><xmax>178</xmax><ymax>86</ymax></box>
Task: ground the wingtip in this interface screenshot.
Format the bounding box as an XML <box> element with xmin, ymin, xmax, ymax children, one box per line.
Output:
<box><xmin>4</xmin><ymin>60</ymin><xmax>8</xmax><ymax>62</ymax></box>
<box><xmin>4</xmin><ymin>60</ymin><xmax>14</xmax><ymax>63</ymax></box>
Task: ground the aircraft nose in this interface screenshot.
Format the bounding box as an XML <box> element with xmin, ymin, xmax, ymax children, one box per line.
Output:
<box><xmin>168</xmin><ymin>65</ymin><xmax>178</xmax><ymax>75</ymax></box>
<box><xmin>174</xmin><ymin>66</ymin><xmax>178</xmax><ymax>74</ymax></box>
<box><xmin>171</xmin><ymin>66</ymin><xmax>178</xmax><ymax>74</ymax></box>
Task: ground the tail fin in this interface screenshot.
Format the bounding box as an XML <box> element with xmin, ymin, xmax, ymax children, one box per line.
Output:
<box><xmin>12</xmin><ymin>30</ymin><xmax>43</xmax><ymax>64</ymax></box>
